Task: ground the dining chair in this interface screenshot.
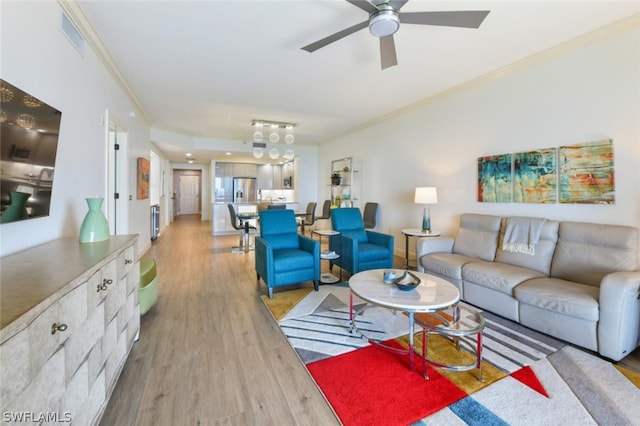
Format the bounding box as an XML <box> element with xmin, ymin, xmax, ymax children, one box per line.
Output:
<box><xmin>228</xmin><ymin>203</ymin><xmax>257</xmax><ymax>252</ymax></box>
<box><xmin>255</xmin><ymin>209</ymin><xmax>320</xmax><ymax>298</ymax></box>
<box><xmin>363</xmin><ymin>202</ymin><xmax>379</xmax><ymax>229</ymax></box>
<box><xmin>316</xmin><ymin>200</ymin><xmax>332</xmax><ymax>221</ymax></box>
<box><xmin>296</xmin><ymin>202</ymin><xmax>317</xmax><ymax>234</ymax></box>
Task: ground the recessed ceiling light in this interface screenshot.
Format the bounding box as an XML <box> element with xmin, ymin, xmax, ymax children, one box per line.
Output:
<box><xmin>225</xmin><ymin>152</ymin><xmax>231</xmax><ymax>156</ymax></box>
<box><xmin>185</xmin><ymin>153</ymin><xmax>192</xmax><ymax>157</ymax></box>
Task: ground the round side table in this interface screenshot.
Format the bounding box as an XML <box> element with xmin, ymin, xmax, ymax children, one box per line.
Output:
<box><xmin>313</xmin><ymin>229</ymin><xmax>342</xmax><ymax>283</ymax></box>
<box><xmin>401</xmin><ymin>228</ymin><xmax>441</xmax><ymax>269</ymax></box>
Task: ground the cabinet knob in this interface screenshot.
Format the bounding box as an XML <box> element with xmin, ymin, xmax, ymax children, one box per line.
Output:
<box><xmin>51</xmin><ymin>323</ymin><xmax>68</xmax><ymax>335</ymax></box>
<box><xmin>97</xmin><ymin>283</ymin><xmax>108</xmax><ymax>292</ymax></box>
<box><xmin>103</xmin><ymin>278</ymin><xmax>113</xmax><ymax>285</ymax></box>
<box><xmin>125</xmin><ymin>259</ymin><xmax>133</xmax><ymax>265</ymax></box>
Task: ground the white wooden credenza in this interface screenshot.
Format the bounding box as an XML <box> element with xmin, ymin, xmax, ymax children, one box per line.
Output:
<box><xmin>0</xmin><ymin>236</ymin><xmax>140</xmax><ymax>425</ymax></box>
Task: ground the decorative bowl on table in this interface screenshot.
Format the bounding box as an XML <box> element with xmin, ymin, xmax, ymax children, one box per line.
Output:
<box><xmin>392</xmin><ymin>271</ymin><xmax>422</xmax><ymax>291</ymax></box>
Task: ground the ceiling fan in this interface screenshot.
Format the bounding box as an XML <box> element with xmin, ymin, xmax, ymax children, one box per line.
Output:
<box><xmin>302</xmin><ymin>0</ymin><xmax>490</xmax><ymax>70</ymax></box>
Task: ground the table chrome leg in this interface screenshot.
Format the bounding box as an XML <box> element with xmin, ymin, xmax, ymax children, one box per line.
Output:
<box><xmin>477</xmin><ymin>332</ymin><xmax>484</xmax><ymax>382</ymax></box>
<box><xmin>408</xmin><ymin>311</ymin><xmax>415</xmax><ymax>371</ymax></box>
<box><xmin>349</xmin><ymin>292</ymin><xmax>354</xmax><ymax>333</ymax></box>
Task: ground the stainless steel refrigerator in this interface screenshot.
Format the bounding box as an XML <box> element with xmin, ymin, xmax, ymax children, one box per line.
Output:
<box><xmin>233</xmin><ymin>178</ymin><xmax>257</xmax><ymax>203</ymax></box>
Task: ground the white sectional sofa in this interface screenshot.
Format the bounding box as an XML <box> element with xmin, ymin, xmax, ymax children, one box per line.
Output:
<box><xmin>416</xmin><ymin>213</ymin><xmax>640</xmax><ymax>361</ymax></box>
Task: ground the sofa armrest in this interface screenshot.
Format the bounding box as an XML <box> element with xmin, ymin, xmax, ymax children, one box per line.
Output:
<box><xmin>598</xmin><ymin>271</ymin><xmax>640</xmax><ymax>361</ymax></box>
<box><xmin>415</xmin><ymin>237</ymin><xmax>454</xmax><ymax>273</ymax></box>
<box><xmin>416</xmin><ymin>237</ymin><xmax>454</xmax><ymax>257</ymax></box>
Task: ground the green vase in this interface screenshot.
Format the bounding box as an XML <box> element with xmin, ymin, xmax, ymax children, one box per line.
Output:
<box><xmin>79</xmin><ymin>197</ymin><xmax>110</xmax><ymax>243</ymax></box>
<box><xmin>1</xmin><ymin>191</ymin><xmax>31</xmax><ymax>224</ymax></box>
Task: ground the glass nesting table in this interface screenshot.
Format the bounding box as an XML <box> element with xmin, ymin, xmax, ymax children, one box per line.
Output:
<box><xmin>414</xmin><ymin>303</ymin><xmax>485</xmax><ymax>381</ymax></box>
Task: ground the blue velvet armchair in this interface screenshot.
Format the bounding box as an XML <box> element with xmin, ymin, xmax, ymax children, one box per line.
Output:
<box><xmin>255</xmin><ymin>209</ymin><xmax>320</xmax><ymax>298</ymax></box>
<box><xmin>329</xmin><ymin>207</ymin><xmax>394</xmax><ymax>275</ymax></box>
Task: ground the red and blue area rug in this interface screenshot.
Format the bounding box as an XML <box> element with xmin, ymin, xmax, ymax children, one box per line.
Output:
<box><xmin>261</xmin><ymin>284</ymin><xmax>640</xmax><ymax>426</ymax></box>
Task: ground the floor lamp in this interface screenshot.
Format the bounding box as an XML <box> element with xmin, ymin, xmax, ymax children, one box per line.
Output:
<box><xmin>414</xmin><ymin>187</ymin><xmax>438</xmax><ymax>233</ymax></box>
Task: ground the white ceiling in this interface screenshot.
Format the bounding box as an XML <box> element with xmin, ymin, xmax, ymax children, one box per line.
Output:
<box><xmin>76</xmin><ymin>1</ymin><xmax>639</xmax><ymax>164</ymax></box>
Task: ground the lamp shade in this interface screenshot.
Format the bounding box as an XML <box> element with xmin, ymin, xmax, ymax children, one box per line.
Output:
<box><xmin>414</xmin><ymin>187</ymin><xmax>438</xmax><ymax>204</ymax></box>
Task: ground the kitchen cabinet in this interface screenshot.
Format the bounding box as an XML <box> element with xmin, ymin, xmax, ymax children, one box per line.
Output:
<box><xmin>282</xmin><ymin>162</ymin><xmax>294</xmax><ymax>188</ymax></box>
<box><xmin>0</xmin><ymin>236</ymin><xmax>139</xmax><ymax>426</ymax></box>
<box><xmin>257</xmin><ymin>164</ymin><xmax>274</xmax><ymax>190</ymax></box>
<box><xmin>232</xmin><ymin>163</ymin><xmax>257</xmax><ymax>177</ymax></box>
<box><xmin>331</xmin><ymin>157</ymin><xmax>360</xmax><ymax>208</ymax></box>
<box><xmin>257</xmin><ymin>163</ymin><xmax>294</xmax><ymax>189</ymax></box>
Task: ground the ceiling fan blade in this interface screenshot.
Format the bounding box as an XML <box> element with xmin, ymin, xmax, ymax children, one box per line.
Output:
<box><xmin>380</xmin><ymin>35</ymin><xmax>397</xmax><ymax>70</ymax></box>
<box><xmin>346</xmin><ymin>0</ymin><xmax>379</xmax><ymax>14</ymax></box>
<box><xmin>302</xmin><ymin>20</ymin><xmax>369</xmax><ymax>52</ymax></box>
<box><xmin>400</xmin><ymin>10</ymin><xmax>490</xmax><ymax>28</ymax></box>
<box><xmin>388</xmin><ymin>0</ymin><xmax>410</xmax><ymax>11</ymax></box>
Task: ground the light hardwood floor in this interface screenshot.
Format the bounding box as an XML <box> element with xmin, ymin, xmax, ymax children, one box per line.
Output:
<box><xmin>101</xmin><ymin>214</ymin><xmax>640</xmax><ymax>425</ymax></box>
<box><xmin>101</xmin><ymin>215</ymin><xmax>340</xmax><ymax>425</ymax></box>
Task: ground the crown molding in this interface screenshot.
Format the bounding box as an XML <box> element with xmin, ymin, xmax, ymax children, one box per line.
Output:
<box><xmin>57</xmin><ymin>0</ymin><xmax>154</xmax><ymax>125</ymax></box>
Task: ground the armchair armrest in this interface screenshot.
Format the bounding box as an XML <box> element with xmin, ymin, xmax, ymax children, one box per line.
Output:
<box><xmin>298</xmin><ymin>235</ymin><xmax>321</xmax><ymax>277</ymax></box>
<box><xmin>598</xmin><ymin>271</ymin><xmax>640</xmax><ymax>361</ymax></box>
<box><xmin>255</xmin><ymin>237</ymin><xmax>274</xmax><ymax>283</ymax></box>
<box><xmin>298</xmin><ymin>234</ymin><xmax>319</xmax><ymax>255</ymax></box>
<box><xmin>366</xmin><ymin>230</ymin><xmax>394</xmax><ymax>250</ymax></box>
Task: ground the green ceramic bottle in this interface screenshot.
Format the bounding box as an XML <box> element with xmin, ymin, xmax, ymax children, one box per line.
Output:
<box><xmin>79</xmin><ymin>197</ymin><xmax>110</xmax><ymax>243</ymax></box>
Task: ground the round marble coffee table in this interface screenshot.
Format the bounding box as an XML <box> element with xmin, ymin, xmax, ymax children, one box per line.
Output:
<box><xmin>348</xmin><ymin>269</ymin><xmax>460</xmax><ymax>375</ymax></box>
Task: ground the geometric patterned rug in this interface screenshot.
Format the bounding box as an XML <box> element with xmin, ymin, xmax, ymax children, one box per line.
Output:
<box><xmin>261</xmin><ymin>284</ymin><xmax>640</xmax><ymax>425</ymax></box>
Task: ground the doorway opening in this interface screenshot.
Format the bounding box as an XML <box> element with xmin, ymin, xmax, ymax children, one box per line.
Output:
<box><xmin>173</xmin><ymin>169</ymin><xmax>201</xmax><ymax>216</ymax></box>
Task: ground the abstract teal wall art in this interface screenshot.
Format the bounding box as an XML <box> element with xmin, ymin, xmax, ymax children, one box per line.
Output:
<box><xmin>559</xmin><ymin>139</ymin><xmax>615</xmax><ymax>204</ymax></box>
<box><xmin>478</xmin><ymin>154</ymin><xmax>512</xmax><ymax>202</ymax></box>
<box><xmin>513</xmin><ymin>148</ymin><xmax>557</xmax><ymax>203</ymax></box>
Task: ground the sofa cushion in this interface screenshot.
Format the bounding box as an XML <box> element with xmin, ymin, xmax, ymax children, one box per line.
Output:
<box><xmin>462</xmin><ymin>260</ymin><xmax>545</xmax><ymax>295</ymax></box>
<box><xmin>551</xmin><ymin>222</ymin><xmax>639</xmax><ymax>286</ymax></box>
<box><xmin>421</xmin><ymin>253</ymin><xmax>478</xmax><ymax>281</ymax></box>
<box><xmin>452</xmin><ymin>214</ymin><xmax>502</xmax><ymax>262</ymax></box>
<box><xmin>495</xmin><ymin>217</ymin><xmax>559</xmax><ymax>275</ymax></box>
<box><xmin>514</xmin><ymin>277</ymin><xmax>600</xmax><ymax>321</ymax></box>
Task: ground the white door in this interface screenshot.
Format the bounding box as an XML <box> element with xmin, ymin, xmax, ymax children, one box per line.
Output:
<box><xmin>179</xmin><ymin>175</ymin><xmax>199</xmax><ymax>214</ymax></box>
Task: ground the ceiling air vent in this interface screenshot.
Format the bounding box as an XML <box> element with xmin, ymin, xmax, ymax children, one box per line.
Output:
<box><xmin>252</xmin><ymin>142</ymin><xmax>267</xmax><ymax>148</ymax></box>
<box><xmin>60</xmin><ymin>9</ymin><xmax>85</xmax><ymax>57</ymax></box>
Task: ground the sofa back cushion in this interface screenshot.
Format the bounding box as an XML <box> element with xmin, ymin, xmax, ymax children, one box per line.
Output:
<box><xmin>495</xmin><ymin>217</ymin><xmax>559</xmax><ymax>275</ymax></box>
<box><xmin>551</xmin><ymin>221</ymin><xmax>639</xmax><ymax>286</ymax></box>
<box><xmin>452</xmin><ymin>214</ymin><xmax>502</xmax><ymax>262</ymax></box>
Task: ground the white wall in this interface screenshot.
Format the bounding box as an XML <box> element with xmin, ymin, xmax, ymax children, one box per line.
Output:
<box><xmin>1</xmin><ymin>2</ymin><xmax>154</xmax><ymax>256</ymax></box>
<box><xmin>318</xmin><ymin>19</ymin><xmax>640</xmax><ymax>256</ymax></box>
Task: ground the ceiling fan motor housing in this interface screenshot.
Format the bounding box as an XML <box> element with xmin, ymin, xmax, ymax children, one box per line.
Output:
<box><xmin>369</xmin><ymin>8</ymin><xmax>400</xmax><ymax>38</ymax></box>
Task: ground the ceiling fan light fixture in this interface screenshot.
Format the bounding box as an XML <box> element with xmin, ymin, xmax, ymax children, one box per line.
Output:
<box><xmin>369</xmin><ymin>10</ymin><xmax>400</xmax><ymax>38</ymax></box>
